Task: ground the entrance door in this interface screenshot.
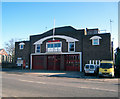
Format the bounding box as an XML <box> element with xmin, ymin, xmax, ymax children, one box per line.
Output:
<box><xmin>64</xmin><ymin>54</ymin><xmax>80</xmax><ymax>71</ymax></box>
<box><xmin>47</xmin><ymin>55</ymin><xmax>60</xmax><ymax>70</ymax></box>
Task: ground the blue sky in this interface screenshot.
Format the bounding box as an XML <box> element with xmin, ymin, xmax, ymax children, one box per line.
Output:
<box><xmin>2</xmin><ymin>2</ymin><xmax>118</xmax><ymax>49</ymax></box>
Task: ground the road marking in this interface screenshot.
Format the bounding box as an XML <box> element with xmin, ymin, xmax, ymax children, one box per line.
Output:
<box><xmin>78</xmin><ymin>86</ymin><xmax>117</xmax><ymax>92</ymax></box>
<box><xmin>19</xmin><ymin>79</ymin><xmax>34</xmax><ymax>83</ymax></box>
<box><xmin>90</xmin><ymin>87</ymin><xmax>117</xmax><ymax>92</ymax></box>
<box><xmin>18</xmin><ymin>79</ymin><xmax>46</xmax><ymax>84</ymax></box>
<box><xmin>14</xmin><ymin>96</ymin><xmax>18</xmax><ymax>97</ymax></box>
<box><xmin>16</xmin><ymin>74</ymin><xmax>23</xmax><ymax>76</ymax></box>
<box><xmin>74</xmin><ymin>80</ymin><xmax>104</xmax><ymax>84</ymax></box>
<box><xmin>36</xmin><ymin>81</ymin><xmax>46</xmax><ymax>84</ymax></box>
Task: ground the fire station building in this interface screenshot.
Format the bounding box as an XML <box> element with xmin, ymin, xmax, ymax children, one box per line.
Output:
<box><xmin>15</xmin><ymin>26</ymin><xmax>113</xmax><ymax>72</ymax></box>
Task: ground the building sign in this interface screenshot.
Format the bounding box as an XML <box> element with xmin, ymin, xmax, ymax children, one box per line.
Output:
<box><xmin>17</xmin><ymin>58</ymin><xmax>23</xmax><ymax>66</ymax></box>
<box><xmin>48</xmin><ymin>40</ymin><xmax>60</xmax><ymax>42</ymax></box>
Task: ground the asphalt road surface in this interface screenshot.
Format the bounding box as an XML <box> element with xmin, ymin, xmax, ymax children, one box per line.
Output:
<box><xmin>1</xmin><ymin>71</ymin><xmax>119</xmax><ymax>97</ymax></box>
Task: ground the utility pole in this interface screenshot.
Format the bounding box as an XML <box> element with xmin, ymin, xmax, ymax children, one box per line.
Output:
<box><xmin>53</xmin><ymin>18</ymin><xmax>55</xmax><ymax>41</ymax></box>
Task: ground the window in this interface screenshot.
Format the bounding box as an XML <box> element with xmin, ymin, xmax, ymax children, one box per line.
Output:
<box><xmin>20</xmin><ymin>45</ymin><xmax>24</xmax><ymax>49</ymax></box>
<box><xmin>69</xmin><ymin>42</ymin><xmax>75</xmax><ymax>52</ymax></box>
<box><xmin>90</xmin><ymin>65</ymin><xmax>95</xmax><ymax>69</ymax></box>
<box><xmin>48</xmin><ymin>44</ymin><xmax>51</xmax><ymax>48</ymax></box>
<box><xmin>2</xmin><ymin>55</ymin><xmax>4</xmax><ymax>61</ymax></box>
<box><xmin>85</xmin><ymin>65</ymin><xmax>89</xmax><ymax>69</ymax></box>
<box><xmin>92</xmin><ymin>39</ymin><xmax>99</xmax><ymax>45</ymax></box>
<box><xmin>36</xmin><ymin>44</ymin><xmax>41</xmax><ymax>53</ymax></box>
<box><xmin>19</xmin><ymin>42</ymin><xmax>25</xmax><ymax>50</ymax></box>
<box><xmin>90</xmin><ymin>36</ymin><xmax>102</xmax><ymax>46</ymax></box>
<box><xmin>100</xmin><ymin>63</ymin><xmax>113</xmax><ymax>68</ymax></box>
<box><xmin>46</xmin><ymin>42</ymin><xmax>62</xmax><ymax>52</ymax></box>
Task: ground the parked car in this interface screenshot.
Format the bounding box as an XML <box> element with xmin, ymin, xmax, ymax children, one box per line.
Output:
<box><xmin>84</xmin><ymin>64</ymin><xmax>98</xmax><ymax>76</ymax></box>
<box><xmin>99</xmin><ymin>60</ymin><xmax>114</xmax><ymax>77</ymax></box>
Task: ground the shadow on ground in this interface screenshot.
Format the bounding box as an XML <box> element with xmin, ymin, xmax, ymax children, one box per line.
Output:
<box><xmin>2</xmin><ymin>68</ymin><xmax>118</xmax><ymax>79</ymax></box>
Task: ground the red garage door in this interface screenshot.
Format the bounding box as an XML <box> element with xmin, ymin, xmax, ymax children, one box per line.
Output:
<box><xmin>64</xmin><ymin>54</ymin><xmax>80</xmax><ymax>71</ymax></box>
<box><xmin>32</xmin><ymin>55</ymin><xmax>44</xmax><ymax>70</ymax></box>
<box><xmin>47</xmin><ymin>55</ymin><xmax>60</xmax><ymax>70</ymax></box>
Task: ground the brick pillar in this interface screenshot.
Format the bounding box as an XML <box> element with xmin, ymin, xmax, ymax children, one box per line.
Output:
<box><xmin>44</xmin><ymin>55</ymin><xmax>47</xmax><ymax>70</ymax></box>
<box><xmin>60</xmin><ymin>54</ymin><xmax>64</xmax><ymax>70</ymax></box>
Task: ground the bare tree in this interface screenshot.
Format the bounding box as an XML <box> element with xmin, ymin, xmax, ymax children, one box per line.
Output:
<box><xmin>4</xmin><ymin>39</ymin><xmax>15</xmax><ymax>62</ymax></box>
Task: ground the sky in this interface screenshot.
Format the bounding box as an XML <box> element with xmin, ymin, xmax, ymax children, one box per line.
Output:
<box><xmin>1</xmin><ymin>2</ymin><xmax>118</xmax><ymax>49</ymax></box>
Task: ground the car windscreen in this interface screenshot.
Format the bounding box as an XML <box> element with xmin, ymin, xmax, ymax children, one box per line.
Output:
<box><xmin>90</xmin><ymin>65</ymin><xmax>95</xmax><ymax>69</ymax></box>
<box><xmin>100</xmin><ymin>63</ymin><xmax>113</xmax><ymax>69</ymax></box>
<box><xmin>85</xmin><ymin>65</ymin><xmax>89</xmax><ymax>69</ymax></box>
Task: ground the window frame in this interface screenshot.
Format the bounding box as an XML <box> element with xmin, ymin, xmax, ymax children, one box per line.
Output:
<box><xmin>92</xmin><ymin>39</ymin><xmax>100</xmax><ymax>45</ymax></box>
<box><xmin>46</xmin><ymin>42</ymin><xmax>62</xmax><ymax>52</ymax></box>
<box><xmin>20</xmin><ymin>45</ymin><xmax>24</xmax><ymax>49</ymax></box>
<box><xmin>35</xmin><ymin>44</ymin><xmax>41</xmax><ymax>53</ymax></box>
<box><xmin>90</xmin><ymin>36</ymin><xmax>102</xmax><ymax>46</ymax></box>
<box><xmin>19</xmin><ymin>42</ymin><xmax>25</xmax><ymax>50</ymax></box>
<box><xmin>68</xmin><ymin>42</ymin><xmax>75</xmax><ymax>52</ymax></box>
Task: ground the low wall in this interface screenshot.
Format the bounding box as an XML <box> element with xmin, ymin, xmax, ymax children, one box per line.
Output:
<box><xmin>2</xmin><ymin>62</ymin><xmax>17</xmax><ymax>68</ymax></box>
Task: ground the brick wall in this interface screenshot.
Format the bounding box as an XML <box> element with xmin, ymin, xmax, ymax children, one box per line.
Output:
<box><xmin>83</xmin><ymin>33</ymin><xmax>112</xmax><ymax>67</ymax></box>
<box><xmin>15</xmin><ymin>41</ymin><xmax>30</xmax><ymax>68</ymax></box>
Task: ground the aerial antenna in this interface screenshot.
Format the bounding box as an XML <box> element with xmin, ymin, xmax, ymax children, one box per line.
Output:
<box><xmin>110</xmin><ymin>19</ymin><xmax>113</xmax><ymax>33</ymax></box>
<box><xmin>53</xmin><ymin>18</ymin><xmax>55</xmax><ymax>40</ymax></box>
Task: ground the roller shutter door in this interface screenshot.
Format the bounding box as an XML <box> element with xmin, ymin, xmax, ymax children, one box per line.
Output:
<box><xmin>32</xmin><ymin>55</ymin><xmax>44</xmax><ymax>70</ymax></box>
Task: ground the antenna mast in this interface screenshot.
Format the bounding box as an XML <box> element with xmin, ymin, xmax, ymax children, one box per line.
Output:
<box><xmin>110</xmin><ymin>19</ymin><xmax>113</xmax><ymax>34</ymax></box>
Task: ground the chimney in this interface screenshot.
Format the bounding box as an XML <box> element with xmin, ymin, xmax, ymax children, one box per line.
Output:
<box><xmin>86</xmin><ymin>28</ymin><xmax>99</xmax><ymax>35</ymax></box>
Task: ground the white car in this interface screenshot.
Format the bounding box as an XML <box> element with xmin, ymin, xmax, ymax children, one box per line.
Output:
<box><xmin>84</xmin><ymin>64</ymin><xmax>97</xmax><ymax>75</ymax></box>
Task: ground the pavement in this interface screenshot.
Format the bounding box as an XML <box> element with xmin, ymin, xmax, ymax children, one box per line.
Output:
<box><xmin>1</xmin><ymin>68</ymin><xmax>119</xmax><ymax>82</ymax></box>
<box><xmin>2</xmin><ymin>68</ymin><xmax>86</xmax><ymax>78</ymax></box>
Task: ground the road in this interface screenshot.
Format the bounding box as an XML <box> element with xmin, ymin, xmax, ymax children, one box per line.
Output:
<box><xmin>1</xmin><ymin>71</ymin><xmax>119</xmax><ymax>97</ymax></box>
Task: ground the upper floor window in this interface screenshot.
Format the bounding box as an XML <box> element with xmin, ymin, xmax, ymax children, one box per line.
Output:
<box><xmin>19</xmin><ymin>42</ymin><xmax>25</xmax><ymax>50</ymax></box>
<box><xmin>90</xmin><ymin>36</ymin><xmax>102</xmax><ymax>46</ymax></box>
<box><xmin>93</xmin><ymin>39</ymin><xmax>99</xmax><ymax>45</ymax></box>
<box><xmin>20</xmin><ymin>45</ymin><xmax>24</xmax><ymax>49</ymax></box>
<box><xmin>36</xmin><ymin>44</ymin><xmax>41</xmax><ymax>53</ymax></box>
<box><xmin>69</xmin><ymin>42</ymin><xmax>75</xmax><ymax>52</ymax></box>
<box><xmin>46</xmin><ymin>42</ymin><xmax>62</xmax><ymax>52</ymax></box>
